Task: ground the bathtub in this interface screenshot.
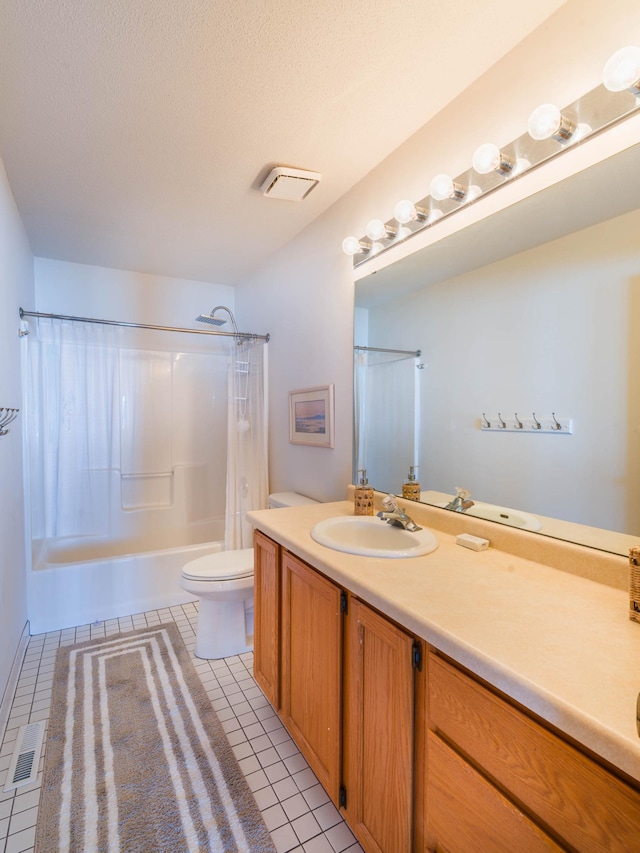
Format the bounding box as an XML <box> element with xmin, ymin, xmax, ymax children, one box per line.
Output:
<box><xmin>29</xmin><ymin>523</ymin><xmax>225</xmax><ymax>634</ymax></box>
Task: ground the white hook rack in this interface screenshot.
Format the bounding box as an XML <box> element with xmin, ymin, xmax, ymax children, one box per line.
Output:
<box><xmin>480</xmin><ymin>413</ymin><xmax>572</xmax><ymax>434</ymax></box>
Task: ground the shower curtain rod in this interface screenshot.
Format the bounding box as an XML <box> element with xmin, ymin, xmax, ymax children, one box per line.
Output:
<box><xmin>354</xmin><ymin>344</ymin><xmax>421</xmax><ymax>357</ymax></box>
<box><xmin>19</xmin><ymin>308</ymin><xmax>270</xmax><ymax>342</ymax></box>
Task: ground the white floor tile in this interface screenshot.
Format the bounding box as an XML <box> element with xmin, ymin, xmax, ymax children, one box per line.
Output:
<box><xmin>271</xmin><ymin>822</ymin><xmax>300</xmax><ymax>853</ymax></box>
<box><xmin>281</xmin><ymin>792</ymin><xmax>310</xmax><ymax>822</ymax></box>
<box><xmin>292</xmin><ymin>811</ymin><xmax>322</xmax><ymax>844</ymax></box>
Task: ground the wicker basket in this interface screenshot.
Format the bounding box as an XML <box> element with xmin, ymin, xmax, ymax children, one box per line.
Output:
<box><xmin>629</xmin><ymin>547</ymin><xmax>640</xmax><ymax>623</ymax></box>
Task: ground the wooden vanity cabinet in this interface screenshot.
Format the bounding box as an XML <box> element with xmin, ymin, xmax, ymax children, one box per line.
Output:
<box><xmin>424</xmin><ymin>652</ymin><xmax>640</xmax><ymax>853</ymax></box>
<box><xmin>254</xmin><ymin>531</ymin><xmax>640</xmax><ymax>853</ymax></box>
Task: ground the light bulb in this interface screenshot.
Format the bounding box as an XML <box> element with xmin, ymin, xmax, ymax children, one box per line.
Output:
<box><xmin>527</xmin><ymin>104</ymin><xmax>575</xmax><ymax>142</ymax></box>
<box><xmin>430</xmin><ymin>174</ymin><xmax>466</xmax><ymax>202</ymax></box>
<box><xmin>472</xmin><ymin>143</ymin><xmax>514</xmax><ymax>175</ymax></box>
<box><xmin>365</xmin><ymin>219</ymin><xmax>393</xmax><ymax>241</ymax></box>
<box><xmin>394</xmin><ymin>200</ymin><xmax>427</xmax><ymax>224</ymax></box>
<box><xmin>342</xmin><ymin>236</ymin><xmax>369</xmax><ymax>256</ymax></box>
<box><xmin>603</xmin><ymin>45</ymin><xmax>640</xmax><ymax>93</ymax></box>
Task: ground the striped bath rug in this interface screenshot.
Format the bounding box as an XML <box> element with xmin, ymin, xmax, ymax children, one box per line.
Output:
<box><xmin>35</xmin><ymin>624</ymin><xmax>276</xmax><ymax>852</ymax></box>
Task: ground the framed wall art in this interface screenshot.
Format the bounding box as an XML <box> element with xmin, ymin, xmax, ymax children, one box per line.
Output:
<box><xmin>288</xmin><ymin>385</ymin><xmax>335</xmax><ymax>448</ymax></box>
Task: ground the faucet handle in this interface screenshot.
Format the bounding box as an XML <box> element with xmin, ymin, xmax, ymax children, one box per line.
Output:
<box><xmin>382</xmin><ymin>494</ymin><xmax>399</xmax><ymax>512</ymax></box>
<box><xmin>455</xmin><ymin>487</ymin><xmax>471</xmax><ymax>500</ymax></box>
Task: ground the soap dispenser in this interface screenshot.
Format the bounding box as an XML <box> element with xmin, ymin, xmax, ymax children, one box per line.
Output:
<box><xmin>354</xmin><ymin>469</ymin><xmax>374</xmax><ymax>516</ymax></box>
<box><xmin>402</xmin><ymin>466</ymin><xmax>421</xmax><ymax>502</ymax></box>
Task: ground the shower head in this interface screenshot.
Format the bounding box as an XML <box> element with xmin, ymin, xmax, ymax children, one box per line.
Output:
<box><xmin>196</xmin><ymin>306</ymin><xmax>239</xmax><ymax>335</ymax></box>
<box><xmin>196</xmin><ymin>313</ymin><xmax>227</xmax><ymax>326</ymax></box>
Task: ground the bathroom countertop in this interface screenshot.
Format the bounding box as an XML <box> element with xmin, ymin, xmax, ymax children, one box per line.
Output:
<box><xmin>247</xmin><ymin>497</ymin><xmax>640</xmax><ymax>784</ymax></box>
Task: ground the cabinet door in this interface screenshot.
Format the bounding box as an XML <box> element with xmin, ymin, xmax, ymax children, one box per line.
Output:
<box><xmin>281</xmin><ymin>551</ymin><xmax>342</xmax><ymax>804</ymax></box>
<box><xmin>343</xmin><ymin>597</ymin><xmax>414</xmax><ymax>853</ymax></box>
<box><xmin>253</xmin><ymin>531</ymin><xmax>280</xmax><ymax>709</ymax></box>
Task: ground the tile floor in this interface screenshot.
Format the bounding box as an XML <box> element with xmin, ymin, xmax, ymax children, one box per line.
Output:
<box><xmin>0</xmin><ymin>602</ymin><xmax>364</xmax><ymax>853</ymax></box>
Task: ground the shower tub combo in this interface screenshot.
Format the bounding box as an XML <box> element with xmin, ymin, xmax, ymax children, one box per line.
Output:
<box><xmin>23</xmin><ymin>307</ymin><xmax>269</xmax><ymax>635</ymax></box>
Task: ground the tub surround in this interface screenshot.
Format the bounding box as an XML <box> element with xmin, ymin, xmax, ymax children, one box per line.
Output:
<box><xmin>247</xmin><ymin>490</ymin><xmax>640</xmax><ymax>785</ymax></box>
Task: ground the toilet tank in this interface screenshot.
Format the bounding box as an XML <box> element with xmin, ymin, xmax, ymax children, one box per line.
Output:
<box><xmin>268</xmin><ymin>492</ymin><xmax>318</xmax><ymax>509</ymax></box>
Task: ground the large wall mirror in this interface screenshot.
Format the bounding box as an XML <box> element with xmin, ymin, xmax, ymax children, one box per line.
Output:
<box><xmin>354</xmin><ymin>139</ymin><xmax>640</xmax><ymax>556</ymax></box>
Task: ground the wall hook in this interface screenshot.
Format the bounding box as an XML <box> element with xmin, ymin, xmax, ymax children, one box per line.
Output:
<box><xmin>482</xmin><ymin>413</ymin><xmax>491</xmax><ymax>428</ymax></box>
<box><xmin>514</xmin><ymin>413</ymin><xmax>523</xmax><ymax>429</ymax></box>
<box><xmin>532</xmin><ymin>412</ymin><xmax>542</xmax><ymax>430</ymax></box>
<box><xmin>497</xmin><ymin>413</ymin><xmax>506</xmax><ymax>429</ymax></box>
<box><xmin>551</xmin><ymin>412</ymin><xmax>562</xmax><ymax>430</ymax></box>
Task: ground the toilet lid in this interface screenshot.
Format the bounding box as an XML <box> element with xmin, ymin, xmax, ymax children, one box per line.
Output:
<box><xmin>182</xmin><ymin>548</ymin><xmax>254</xmax><ymax>581</ymax></box>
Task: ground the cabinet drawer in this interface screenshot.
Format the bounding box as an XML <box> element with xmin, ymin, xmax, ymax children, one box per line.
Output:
<box><xmin>427</xmin><ymin>732</ymin><xmax>562</xmax><ymax>852</ymax></box>
<box><xmin>429</xmin><ymin>654</ymin><xmax>640</xmax><ymax>853</ymax></box>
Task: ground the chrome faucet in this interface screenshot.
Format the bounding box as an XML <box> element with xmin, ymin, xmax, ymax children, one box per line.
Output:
<box><xmin>377</xmin><ymin>495</ymin><xmax>422</xmax><ymax>532</ymax></box>
<box><xmin>444</xmin><ymin>487</ymin><xmax>475</xmax><ymax>513</ymax></box>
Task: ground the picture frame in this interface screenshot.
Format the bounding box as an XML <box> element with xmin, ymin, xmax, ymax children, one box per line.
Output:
<box><xmin>289</xmin><ymin>385</ymin><xmax>335</xmax><ymax>448</ymax></box>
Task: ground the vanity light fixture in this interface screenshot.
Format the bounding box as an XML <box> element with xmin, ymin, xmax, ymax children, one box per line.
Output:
<box><xmin>527</xmin><ymin>103</ymin><xmax>576</xmax><ymax>142</ymax></box>
<box><xmin>472</xmin><ymin>143</ymin><xmax>515</xmax><ymax>175</ymax></box>
<box><xmin>429</xmin><ymin>173</ymin><xmax>467</xmax><ymax>202</ymax></box>
<box><xmin>343</xmin><ymin>45</ymin><xmax>640</xmax><ymax>265</ymax></box>
<box><xmin>394</xmin><ymin>200</ymin><xmax>428</xmax><ymax>224</ymax></box>
<box><xmin>365</xmin><ymin>218</ymin><xmax>398</xmax><ymax>241</ymax></box>
<box><xmin>603</xmin><ymin>45</ymin><xmax>640</xmax><ymax>94</ymax></box>
<box><xmin>342</xmin><ymin>236</ymin><xmax>372</xmax><ymax>256</ymax></box>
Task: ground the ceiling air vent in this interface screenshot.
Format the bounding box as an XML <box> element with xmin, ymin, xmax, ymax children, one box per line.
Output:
<box><xmin>260</xmin><ymin>167</ymin><xmax>321</xmax><ymax>201</ymax></box>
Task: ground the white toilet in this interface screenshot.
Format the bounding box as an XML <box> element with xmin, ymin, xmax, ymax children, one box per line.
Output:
<box><xmin>180</xmin><ymin>492</ymin><xmax>318</xmax><ymax>659</ymax></box>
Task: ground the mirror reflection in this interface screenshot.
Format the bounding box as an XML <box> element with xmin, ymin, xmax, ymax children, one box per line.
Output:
<box><xmin>354</xmin><ymin>142</ymin><xmax>640</xmax><ymax>556</ymax></box>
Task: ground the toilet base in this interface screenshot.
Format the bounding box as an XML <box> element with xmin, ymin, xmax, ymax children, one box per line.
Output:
<box><xmin>195</xmin><ymin>596</ymin><xmax>253</xmax><ymax>659</ymax></box>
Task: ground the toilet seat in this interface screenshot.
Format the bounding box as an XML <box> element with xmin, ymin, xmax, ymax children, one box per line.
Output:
<box><xmin>181</xmin><ymin>548</ymin><xmax>254</xmax><ymax>582</ymax></box>
<box><xmin>180</xmin><ymin>493</ymin><xmax>318</xmax><ymax>659</ymax></box>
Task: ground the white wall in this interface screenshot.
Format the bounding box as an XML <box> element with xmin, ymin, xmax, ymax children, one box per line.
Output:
<box><xmin>34</xmin><ymin>258</ymin><xmax>235</xmax><ymax>330</ymax></box>
<box><xmin>0</xmin><ymin>156</ymin><xmax>33</xmax><ymax>709</ymax></box>
<box><xmin>235</xmin><ymin>0</ymin><xmax>640</xmax><ymax>503</ymax></box>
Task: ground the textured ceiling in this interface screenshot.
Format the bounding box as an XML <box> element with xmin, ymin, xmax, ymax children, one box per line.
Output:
<box><xmin>0</xmin><ymin>0</ymin><xmax>567</xmax><ymax>285</ymax></box>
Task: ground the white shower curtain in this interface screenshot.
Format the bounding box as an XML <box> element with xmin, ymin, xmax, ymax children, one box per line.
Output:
<box><xmin>353</xmin><ymin>349</ymin><xmax>421</xmax><ymax>493</ymax></box>
<box><xmin>353</xmin><ymin>350</ymin><xmax>368</xmax><ymax>479</ymax></box>
<box><xmin>224</xmin><ymin>340</ymin><xmax>269</xmax><ymax>550</ymax></box>
<box><xmin>25</xmin><ymin>319</ymin><xmax>119</xmax><ymax>539</ymax></box>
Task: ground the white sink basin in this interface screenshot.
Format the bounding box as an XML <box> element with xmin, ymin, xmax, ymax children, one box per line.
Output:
<box><xmin>310</xmin><ymin>515</ymin><xmax>439</xmax><ymax>559</ymax></box>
